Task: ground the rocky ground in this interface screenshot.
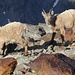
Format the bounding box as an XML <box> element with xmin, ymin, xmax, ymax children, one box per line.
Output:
<box><xmin>0</xmin><ymin>23</ymin><xmax>75</xmax><ymax>75</ymax></box>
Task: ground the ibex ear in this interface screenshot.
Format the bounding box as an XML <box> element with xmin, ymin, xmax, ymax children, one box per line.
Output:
<box><xmin>41</xmin><ymin>9</ymin><xmax>46</xmax><ymax>18</ymax></box>
<box><xmin>42</xmin><ymin>12</ymin><xmax>45</xmax><ymax>17</ymax></box>
<box><xmin>51</xmin><ymin>10</ymin><xmax>54</xmax><ymax>15</ymax></box>
<box><xmin>49</xmin><ymin>9</ymin><xmax>54</xmax><ymax>15</ymax></box>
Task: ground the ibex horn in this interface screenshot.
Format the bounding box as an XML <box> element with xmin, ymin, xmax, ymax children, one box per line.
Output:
<box><xmin>42</xmin><ymin>9</ymin><xmax>46</xmax><ymax>14</ymax></box>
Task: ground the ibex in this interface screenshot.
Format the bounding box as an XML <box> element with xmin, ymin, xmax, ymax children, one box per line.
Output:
<box><xmin>42</xmin><ymin>9</ymin><xmax>75</xmax><ymax>45</ymax></box>
<box><xmin>0</xmin><ymin>22</ymin><xmax>28</xmax><ymax>56</ymax></box>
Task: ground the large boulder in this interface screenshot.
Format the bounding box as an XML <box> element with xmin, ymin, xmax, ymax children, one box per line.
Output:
<box><xmin>29</xmin><ymin>53</ymin><xmax>75</xmax><ymax>75</ymax></box>
<box><xmin>0</xmin><ymin>57</ymin><xmax>17</xmax><ymax>75</ymax></box>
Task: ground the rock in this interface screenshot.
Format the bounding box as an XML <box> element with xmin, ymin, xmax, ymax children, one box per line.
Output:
<box><xmin>40</xmin><ymin>33</ymin><xmax>53</xmax><ymax>42</ymax></box>
<box><xmin>13</xmin><ymin>63</ymin><xmax>29</xmax><ymax>75</ymax></box>
<box><xmin>20</xmin><ymin>67</ymin><xmax>27</xmax><ymax>74</ymax></box>
<box><xmin>25</xmin><ymin>71</ymin><xmax>37</xmax><ymax>75</ymax></box>
<box><xmin>38</xmin><ymin>23</ymin><xmax>53</xmax><ymax>34</ymax></box>
<box><xmin>53</xmin><ymin>46</ymin><xmax>66</xmax><ymax>51</ymax></box>
<box><xmin>39</xmin><ymin>40</ymin><xmax>45</xmax><ymax>45</ymax></box>
<box><xmin>0</xmin><ymin>57</ymin><xmax>17</xmax><ymax>75</ymax></box>
<box><xmin>24</xmin><ymin>24</ymin><xmax>42</xmax><ymax>40</ymax></box>
<box><xmin>40</xmin><ymin>31</ymin><xmax>62</xmax><ymax>43</ymax></box>
<box><xmin>29</xmin><ymin>53</ymin><xmax>75</xmax><ymax>75</ymax></box>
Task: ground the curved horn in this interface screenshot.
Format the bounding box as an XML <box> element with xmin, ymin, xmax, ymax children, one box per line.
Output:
<box><xmin>49</xmin><ymin>8</ymin><xmax>53</xmax><ymax>13</ymax></box>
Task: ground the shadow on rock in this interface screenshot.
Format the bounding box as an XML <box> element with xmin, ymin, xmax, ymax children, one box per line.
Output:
<box><xmin>28</xmin><ymin>40</ymin><xmax>57</xmax><ymax>50</ymax></box>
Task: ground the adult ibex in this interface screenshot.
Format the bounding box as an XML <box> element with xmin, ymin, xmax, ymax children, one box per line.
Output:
<box><xmin>42</xmin><ymin>9</ymin><xmax>75</xmax><ymax>45</ymax></box>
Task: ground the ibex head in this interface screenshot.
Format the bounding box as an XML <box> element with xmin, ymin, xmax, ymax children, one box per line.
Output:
<box><xmin>42</xmin><ymin>9</ymin><xmax>54</xmax><ymax>25</ymax></box>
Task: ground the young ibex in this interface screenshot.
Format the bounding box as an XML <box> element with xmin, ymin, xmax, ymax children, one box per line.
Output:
<box><xmin>0</xmin><ymin>22</ymin><xmax>28</xmax><ymax>56</ymax></box>
<box><xmin>42</xmin><ymin>9</ymin><xmax>75</xmax><ymax>45</ymax></box>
